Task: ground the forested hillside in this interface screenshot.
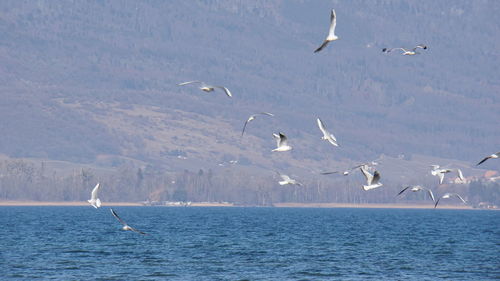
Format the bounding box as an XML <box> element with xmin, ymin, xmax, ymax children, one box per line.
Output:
<box><xmin>0</xmin><ymin>1</ymin><xmax>498</xmax><ymax>204</ymax></box>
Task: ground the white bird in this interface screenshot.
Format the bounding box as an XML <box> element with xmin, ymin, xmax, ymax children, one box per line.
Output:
<box><xmin>314</xmin><ymin>9</ymin><xmax>338</xmax><ymax>53</ymax></box>
<box><xmin>178</xmin><ymin>81</ymin><xmax>232</xmax><ymax>98</ymax></box>
<box><xmin>434</xmin><ymin>193</ymin><xmax>467</xmax><ymax>208</ymax></box>
<box><xmin>87</xmin><ymin>183</ymin><xmax>102</xmax><ymax>208</ymax></box>
<box><xmin>241</xmin><ymin>112</ymin><xmax>274</xmax><ymax>137</ymax></box>
<box><xmin>316</xmin><ymin>118</ymin><xmax>339</xmax><ymax>147</ymax></box>
<box><xmin>359</xmin><ymin>165</ymin><xmax>383</xmax><ymax>190</ymax></box>
<box><xmin>272</xmin><ymin>132</ymin><xmax>292</xmax><ymax>152</ymax></box>
<box><xmin>476</xmin><ymin>152</ymin><xmax>500</xmax><ymax>166</ymax></box>
<box><xmin>397</xmin><ymin>185</ymin><xmax>435</xmax><ymax>203</ymax></box>
<box><xmin>276</xmin><ymin>172</ymin><xmax>302</xmax><ymax>186</ymax></box>
<box><xmin>110</xmin><ymin>209</ymin><xmax>147</xmax><ymax>235</ymax></box>
<box><xmin>382</xmin><ymin>44</ymin><xmax>427</xmax><ymax>55</ymax></box>
<box><xmin>430</xmin><ymin>165</ymin><xmax>452</xmax><ymax>185</ymax></box>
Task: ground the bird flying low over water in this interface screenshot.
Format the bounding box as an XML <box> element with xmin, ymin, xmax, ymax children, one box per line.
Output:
<box><xmin>314</xmin><ymin>9</ymin><xmax>338</xmax><ymax>53</ymax></box>
<box><xmin>382</xmin><ymin>44</ymin><xmax>427</xmax><ymax>55</ymax></box>
<box><xmin>476</xmin><ymin>152</ymin><xmax>500</xmax><ymax>166</ymax></box>
<box><xmin>397</xmin><ymin>185</ymin><xmax>435</xmax><ymax>203</ymax></box>
<box><xmin>430</xmin><ymin>165</ymin><xmax>452</xmax><ymax>185</ymax></box>
<box><xmin>88</xmin><ymin>183</ymin><xmax>101</xmax><ymax>209</ymax></box>
<box><xmin>178</xmin><ymin>81</ymin><xmax>232</xmax><ymax>98</ymax></box>
<box><xmin>276</xmin><ymin>172</ymin><xmax>302</xmax><ymax>186</ymax></box>
<box><xmin>359</xmin><ymin>165</ymin><xmax>383</xmax><ymax>190</ymax></box>
<box><xmin>272</xmin><ymin>132</ymin><xmax>292</xmax><ymax>152</ymax></box>
<box><xmin>316</xmin><ymin>118</ymin><xmax>339</xmax><ymax>147</ymax></box>
<box><xmin>241</xmin><ymin>112</ymin><xmax>274</xmax><ymax>137</ymax></box>
<box><xmin>110</xmin><ymin>209</ymin><xmax>147</xmax><ymax>235</ymax></box>
<box><xmin>434</xmin><ymin>193</ymin><xmax>467</xmax><ymax>209</ymax></box>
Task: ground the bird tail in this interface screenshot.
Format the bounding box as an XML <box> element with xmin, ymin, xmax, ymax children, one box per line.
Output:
<box><xmin>279</xmin><ymin>181</ymin><xmax>287</xmax><ymax>185</ymax></box>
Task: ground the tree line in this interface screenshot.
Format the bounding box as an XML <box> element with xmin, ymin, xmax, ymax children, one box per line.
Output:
<box><xmin>0</xmin><ymin>159</ymin><xmax>498</xmax><ymax>206</ymax></box>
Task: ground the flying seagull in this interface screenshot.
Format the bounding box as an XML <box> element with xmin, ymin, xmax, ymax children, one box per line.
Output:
<box><xmin>241</xmin><ymin>112</ymin><xmax>274</xmax><ymax>137</ymax></box>
<box><xmin>382</xmin><ymin>44</ymin><xmax>427</xmax><ymax>55</ymax></box>
<box><xmin>272</xmin><ymin>132</ymin><xmax>292</xmax><ymax>152</ymax></box>
<box><xmin>88</xmin><ymin>183</ymin><xmax>102</xmax><ymax>208</ymax></box>
<box><xmin>430</xmin><ymin>165</ymin><xmax>452</xmax><ymax>185</ymax></box>
<box><xmin>178</xmin><ymin>81</ymin><xmax>232</xmax><ymax>98</ymax></box>
<box><xmin>476</xmin><ymin>152</ymin><xmax>500</xmax><ymax>166</ymax></box>
<box><xmin>110</xmin><ymin>209</ymin><xmax>147</xmax><ymax>235</ymax></box>
<box><xmin>314</xmin><ymin>9</ymin><xmax>338</xmax><ymax>53</ymax></box>
<box><xmin>316</xmin><ymin>118</ymin><xmax>339</xmax><ymax>147</ymax></box>
<box><xmin>434</xmin><ymin>193</ymin><xmax>467</xmax><ymax>208</ymax></box>
<box><xmin>276</xmin><ymin>172</ymin><xmax>302</xmax><ymax>186</ymax></box>
<box><xmin>359</xmin><ymin>165</ymin><xmax>383</xmax><ymax>190</ymax></box>
<box><xmin>397</xmin><ymin>185</ymin><xmax>435</xmax><ymax>203</ymax></box>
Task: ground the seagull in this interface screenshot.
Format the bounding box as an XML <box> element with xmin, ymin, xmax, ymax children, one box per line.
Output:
<box><xmin>397</xmin><ymin>185</ymin><xmax>435</xmax><ymax>203</ymax></box>
<box><xmin>272</xmin><ymin>132</ymin><xmax>292</xmax><ymax>152</ymax></box>
<box><xmin>316</xmin><ymin>118</ymin><xmax>339</xmax><ymax>147</ymax></box>
<box><xmin>178</xmin><ymin>81</ymin><xmax>232</xmax><ymax>98</ymax></box>
<box><xmin>430</xmin><ymin>165</ymin><xmax>452</xmax><ymax>185</ymax></box>
<box><xmin>276</xmin><ymin>172</ymin><xmax>302</xmax><ymax>186</ymax></box>
<box><xmin>359</xmin><ymin>165</ymin><xmax>383</xmax><ymax>190</ymax></box>
<box><xmin>476</xmin><ymin>152</ymin><xmax>500</xmax><ymax>166</ymax></box>
<box><xmin>382</xmin><ymin>44</ymin><xmax>427</xmax><ymax>55</ymax></box>
<box><xmin>241</xmin><ymin>112</ymin><xmax>274</xmax><ymax>137</ymax></box>
<box><xmin>87</xmin><ymin>183</ymin><xmax>102</xmax><ymax>208</ymax></box>
<box><xmin>434</xmin><ymin>193</ymin><xmax>467</xmax><ymax>208</ymax></box>
<box><xmin>110</xmin><ymin>209</ymin><xmax>147</xmax><ymax>235</ymax></box>
<box><xmin>314</xmin><ymin>9</ymin><xmax>338</xmax><ymax>53</ymax></box>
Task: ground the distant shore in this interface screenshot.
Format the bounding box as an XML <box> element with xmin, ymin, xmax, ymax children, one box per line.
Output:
<box><xmin>0</xmin><ymin>200</ymin><xmax>485</xmax><ymax>210</ymax></box>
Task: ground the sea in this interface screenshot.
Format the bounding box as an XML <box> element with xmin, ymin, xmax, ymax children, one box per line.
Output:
<box><xmin>0</xmin><ymin>206</ymin><xmax>498</xmax><ymax>280</ymax></box>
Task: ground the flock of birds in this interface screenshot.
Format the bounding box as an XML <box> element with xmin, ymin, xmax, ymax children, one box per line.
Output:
<box><xmin>87</xmin><ymin>9</ymin><xmax>498</xmax><ymax>235</ymax></box>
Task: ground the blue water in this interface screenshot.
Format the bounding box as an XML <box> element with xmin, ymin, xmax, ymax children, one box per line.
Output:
<box><xmin>0</xmin><ymin>207</ymin><xmax>498</xmax><ymax>280</ymax></box>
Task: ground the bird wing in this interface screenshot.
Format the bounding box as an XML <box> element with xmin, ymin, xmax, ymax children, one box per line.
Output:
<box><xmin>372</xmin><ymin>171</ymin><xmax>381</xmax><ymax>184</ymax></box>
<box><xmin>317</xmin><ymin>118</ymin><xmax>328</xmax><ymax>137</ymax></box>
<box><xmin>278</xmin><ymin>133</ymin><xmax>288</xmax><ymax>147</ymax></box>
<box><xmin>273</xmin><ymin>133</ymin><xmax>281</xmax><ymax>146</ymax></box>
<box><xmin>259</xmin><ymin>112</ymin><xmax>274</xmax><ymax>117</ymax></box>
<box><xmin>280</xmin><ymin>174</ymin><xmax>292</xmax><ymax>181</ymax></box>
<box><xmin>326</xmin><ymin>134</ymin><xmax>338</xmax><ymax>146</ymax></box>
<box><xmin>457</xmin><ymin>169</ymin><xmax>465</xmax><ymax>181</ymax></box>
<box><xmin>241</xmin><ymin>120</ymin><xmax>251</xmax><ymax>137</ymax></box>
<box><xmin>434</xmin><ymin>198</ymin><xmax>441</xmax><ymax>208</ymax></box>
<box><xmin>320</xmin><ymin>171</ymin><xmax>340</xmax><ymax>175</ymax></box>
<box><xmin>438</xmin><ymin>172</ymin><xmax>445</xmax><ymax>184</ymax></box>
<box><xmin>328</xmin><ymin>9</ymin><xmax>337</xmax><ymax>38</ymax></box>
<box><xmin>90</xmin><ymin>183</ymin><xmax>100</xmax><ymax>200</ymax></box>
<box><xmin>110</xmin><ymin>208</ymin><xmax>127</xmax><ymax>226</ymax></box>
<box><xmin>359</xmin><ymin>166</ymin><xmax>373</xmax><ymax>184</ymax></box>
<box><xmin>476</xmin><ymin>156</ymin><xmax>490</xmax><ymax>166</ymax></box>
<box><xmin>414</xmin><ymin>44</ymin><xmax>427</xmax><ymax>50</ymax></box>
<box><xmin>314</xmin><ymin>40</ymin><xmax>330</xmax><ymax>53</ymax></box>
<box><xmin>397</xmin><ymin>186</ymin><xmax>412</xmax><ymax>196</ymax></box>
<box><xmin>129</xmin><ymin>226</ymin><xmax>147</xmax><ymax>235</ymax></box>
<box><xmin>452</xmin><ymin>193</ymin><xmax>467</xmax><ymax>204</ymax></box>
<box><xmin>424</xmin><ymin>188</ymin><xmax>436</xmax><ymax>203</ymax></box>
<box><xmin>178</xmin><ymin>81</ymin><xmax>202</xmax><ymax>86</ymax></box>
<box><xmin>383</xmin><ymin>47</ymin><xmax>405</xmax><ymax>53</ymax></box>
<box><xmin>214</xmin><ymin>86</ymin><xmax>232</xmax><ymax>97</ymax></box>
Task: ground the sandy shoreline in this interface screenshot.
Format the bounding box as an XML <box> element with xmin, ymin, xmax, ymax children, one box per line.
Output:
<box><xmin>0</xmin><ymin>200</ymin><xmax>482</xmax><ymax>209</ymax></box>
